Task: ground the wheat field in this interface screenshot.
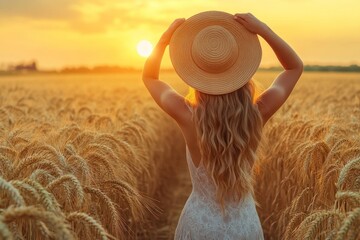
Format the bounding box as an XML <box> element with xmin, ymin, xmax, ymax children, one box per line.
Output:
<box><xmin>0</xmin><ymin>72</ymin><xmax>359</xmax><ymax>240</ymax></box>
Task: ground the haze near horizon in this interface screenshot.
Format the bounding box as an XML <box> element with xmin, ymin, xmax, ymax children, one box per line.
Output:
<box><xmin>0</xmin><ymin>0</ymin><xmax>359</xmax><ymax>70</ymax></box>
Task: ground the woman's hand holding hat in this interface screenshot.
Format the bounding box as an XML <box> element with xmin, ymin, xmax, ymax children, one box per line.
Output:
<box><xmin>160</xmin><ymin>18</ymin><xmax>186</xmax><ymax>45</ymax></box>
<box><xmin>234</xmin><ymin>13</ymin><xmax>267</xmax><ymax>36</ymax></box>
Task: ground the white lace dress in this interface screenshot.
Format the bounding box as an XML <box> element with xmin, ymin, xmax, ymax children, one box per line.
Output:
<box><xmin>174</xmin><ymin>145</ymin><xmax>264</xmax><ymax>240</ymax></box>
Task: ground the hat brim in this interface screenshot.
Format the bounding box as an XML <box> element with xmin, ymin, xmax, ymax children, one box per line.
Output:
<box><xmin>169</xmin><ymin>11</ymin><xmax>262</xmax><ymax>95</ymax></box>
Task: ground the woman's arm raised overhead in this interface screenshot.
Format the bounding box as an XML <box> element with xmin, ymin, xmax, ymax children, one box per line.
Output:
<box><xmin>235</xmin><ymin>13</ymin><xmax>304</xmax><ymax>125</ymax></box>
<box><xmin>142</xmin><ymin>18</ymin><xmax>189</xmax><ymax>125</ymax></box>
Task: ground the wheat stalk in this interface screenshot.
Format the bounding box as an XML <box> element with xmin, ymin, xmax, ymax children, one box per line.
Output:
<box><xmin>46</xmin><ymin>174</ymin><xmax>84</xmax><ymax>209</ymax></box>
<box><xmin>83</xmin><ymin>186</ymin><xmax>122</xmax><ymax>236</ymax></box>
<box><xmin>24</xmin><ymin>179</ymin><xmax>61</xmax><ymax>213</ymax></box>
<box><xmin>0</xmin><ymin>146</ymin><xmax>16</xmax><ymax>159</ymax></box>
<box><xmin>83</xmin><ymin>152</ymin><xmax>116</xmax><ymax>179</ymax></box>
<box><xmin>29</xmin><ymin>169</ymin><xmax>56</xmax><ymax>185</ymax></box>
<box><xmin>66</xmin><ymin>212</ymin><xmax>112</xmax><ymax>240</ymax></box>
<box><xmin>95</xmin><ymin>116</ymin><xmax>113</xmax><ymax>130</ymax></box>
<box><xmin>336</xmin><ymin>156</ymin><xmax>360</xmax><ymax>190</ymax></box>
<box><xmin>1</xmin><ymin>206</ymin><xmax>73</xmax><ymax>240</ymax></box>
<box><xmin>0</xmin><ymin>156</ymin><xmax>12</xmax><ymax>179</ymax></box>
<box><xmin>335</xmin><ymin>207</ymin><xmax>360</xmax><ymax>240</ymax></box>
<box><xmin>13</xmin><ymin>154</ymin><xmax>47</xmax><ymax>178</ymax></box>
<box><xmin>303</xmin><ymin>210</ymin><xmax>343</xmax><ymax>240</ymax></box>
<box><xmin>284</xmin><ymin>212</ymin><xmax>306</xmax><ymax>240</ymax></box>
<box><xmin>30</xmin><ymin>160</ymin><xmax>63</xmax><ymax>177</ymax></box>
<box><xmin>0</xmin><ymin>176</ymin><xmax>25</xmax><ymax>207</ymax></box>
<box><xmin>66</xmin><ymin>155</ymin><xmax>90</xmax><ymax>182</ymax></box>
<box><xmin>339</xmin><ymin>147</ymin><xmax>360</xmax><ymax>164</ymax></box>
<box><xmin>335</xmin><ymin>191</ymin><xmax>360</xmax><ymax>207</ymax></box>
<box><xmin>10</xmin><ymin>180</ymin><xmax>40</xmax><ymax>204</ymax></box>
<box><xmin>58</xmin><ymin>126</ymin><xmax>81</xmax><ymax>143</ymax></box>
<box><xmin>100</xmin><ymin>180</ymin><xmax>161</xmax><ymax>221</ymax></box>
<box><xmin>70</xmin><ymin>132</ymin><xmax>96</xmax><ymax>150</ymax></box>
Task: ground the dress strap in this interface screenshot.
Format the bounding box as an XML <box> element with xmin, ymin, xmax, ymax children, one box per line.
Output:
<box><xmin>186</xmin><ymin>145</ymin><xmax>202</xmax><ymax>170</ymax></box>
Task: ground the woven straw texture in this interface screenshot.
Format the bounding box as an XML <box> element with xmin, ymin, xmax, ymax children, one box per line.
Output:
<box><xmin>169</xmin><ymin>11</ymin><xmax>262</xmax><ymax>95</ymax></box>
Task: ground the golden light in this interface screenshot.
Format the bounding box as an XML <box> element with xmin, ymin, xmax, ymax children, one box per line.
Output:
<box><xmin>137</xmin><ymin>40</ymin><xmax>153</xmax><ymax>58</ymax></box>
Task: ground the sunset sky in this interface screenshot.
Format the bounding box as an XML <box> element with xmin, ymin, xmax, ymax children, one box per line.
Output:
<box><xmin>0</xmin><ymin>0</ymin><xmax>359</xmax><ymax>70</ymax></box>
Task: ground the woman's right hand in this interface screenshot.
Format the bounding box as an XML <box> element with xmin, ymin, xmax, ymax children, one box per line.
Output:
<box><xmin>234</xmin><ymin>13</ymin><xmax>267</xmax><ymax>35</ymax></box>
<box><xmin>160</xmin><ymin>18</ymin><xmax>186</xmax><ymax>45</ymax></box>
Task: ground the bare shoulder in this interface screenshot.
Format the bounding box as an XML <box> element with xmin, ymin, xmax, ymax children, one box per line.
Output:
<box><xmin>177</xmin><ymin>110</ymin><xmax>202</xmax><ymax>166</ymax></box>
<box><xmin>170</xmin><ymin>97</ymin><xmax>193</xmax><ymax>126</ymax></box>
<box><xmin>255</xmin><ymin>85</ymin><xmax>288</xmax><ymax>126</ymax></box>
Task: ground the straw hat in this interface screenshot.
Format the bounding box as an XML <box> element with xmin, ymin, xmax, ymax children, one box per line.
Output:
<box><xmin>169</xmin><ymin>11</ymin><xmax>262</xmax><ymax>95</ymax></box>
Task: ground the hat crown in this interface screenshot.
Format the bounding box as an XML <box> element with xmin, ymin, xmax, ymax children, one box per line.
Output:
<box><xmin>169</xmin><ymin>11</ymin><xmax>262</xmax><ymax>95</ymax></box>
<box><xmin>191</xmin><ymin>25</ymin><xmax>238</xmax><ymax>74</ymax></box>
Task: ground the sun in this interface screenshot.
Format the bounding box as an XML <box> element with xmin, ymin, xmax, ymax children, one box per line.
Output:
<box><xmin>137</xmin><ymin>40</ymin><xmax>153</xmax><ymax>58</ymax></box>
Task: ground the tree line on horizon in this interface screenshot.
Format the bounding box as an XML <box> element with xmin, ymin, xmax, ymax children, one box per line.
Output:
<box><xmin>1</xmin><ymin>61</ymin><xmax>360</xmax><ymax>74</ymax></box>
<box><xmin>260</xmin><ymin>64</ymin><xmax>360</xmax><ymax>72</ymax></box>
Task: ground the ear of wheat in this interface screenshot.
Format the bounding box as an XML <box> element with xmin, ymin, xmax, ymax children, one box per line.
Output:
<box><xmin>1</xmin><ymin>72</ymin><xmax>359</xmax><ymax>239</ymax></box>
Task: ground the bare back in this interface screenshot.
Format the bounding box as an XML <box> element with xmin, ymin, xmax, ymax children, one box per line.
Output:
<box><xmin>178</xmin><ymin>105</ymin><xmax>202</xmax><ymax>167</ymax></box>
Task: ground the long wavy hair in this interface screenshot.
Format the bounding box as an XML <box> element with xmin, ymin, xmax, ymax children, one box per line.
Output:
<box><xmin>185</xmin><ymin>79</ymin><xmax>263</xmax><ymax>214</ymax></box>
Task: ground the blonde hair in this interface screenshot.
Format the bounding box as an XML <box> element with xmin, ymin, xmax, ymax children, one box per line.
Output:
<box><xmin>185</xmin><ymin>79</ymin><xmax>263</xmax><ymax>214</ymax></box>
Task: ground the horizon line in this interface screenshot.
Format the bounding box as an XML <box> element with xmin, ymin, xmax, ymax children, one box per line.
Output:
<box><xmin>1</xmin><ymin>63</ymin><xmax>360</xmax><ymax>74</ymax></box>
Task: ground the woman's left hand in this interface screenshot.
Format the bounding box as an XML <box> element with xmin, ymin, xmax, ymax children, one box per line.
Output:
<box><xmin>160</xmin><ymin>18</ymin><xmax>186</xmax><ymax>45</ymax></box>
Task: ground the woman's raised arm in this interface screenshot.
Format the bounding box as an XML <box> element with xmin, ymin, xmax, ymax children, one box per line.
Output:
<box><xmin>235</xmin><ymin>13</ymin><xmax>303</xmax><ymax>124</ymax></box>
<box><xmin>142</xmin><ymin>18</ymin><xmax>189</xmax><ymax>125</ymax></box>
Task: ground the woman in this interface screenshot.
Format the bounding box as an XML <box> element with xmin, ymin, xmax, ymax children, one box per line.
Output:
<box><xmin>142</xmin><ymin>11</ymin><xmax>303</xmax><ymax>239</ymax></box>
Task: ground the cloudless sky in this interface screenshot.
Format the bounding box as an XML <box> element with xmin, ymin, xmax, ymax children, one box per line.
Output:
<box><xmin>0</xmin><ymin>0</ymin><xmax>359</xmax><ymax>70</ymax></box>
